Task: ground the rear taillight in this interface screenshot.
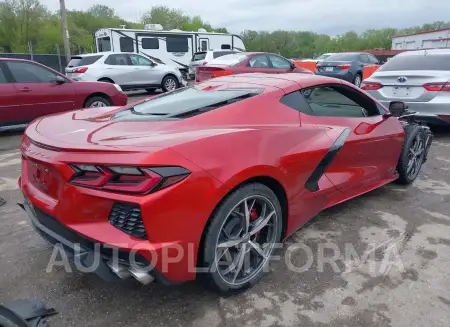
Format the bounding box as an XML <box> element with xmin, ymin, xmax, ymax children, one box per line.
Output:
<box><xmin>69</xmin><ymin>164</ymin><xmax>190</xmax><ymax>194</ymax></box>
<box><xmin>361</xmin><ymin>82</ymin><xmax>383</xmax><ymax>91</ymax></box>
<box><xmin>439</xmin><ymin>115</ymin><xmax>450</xmax><ymax>119</ymax></box>
<box><xmin>197</xmin><ymin>67</ymin><xmax>232</xmax><ymax>81</ymax></box>
<box><xmin>423</xmin><ymin>82</ymin><xmax>450</xmax><ymax>92</ymax></box>
<box><xmin>338</xmin><ymin>64</ymin><xmax>351</xmax><ymax>70</ymax></box>
<box><xmin>73</xmin><ymin>67</ymin><xmax>88</xmax><ymax>73</ymax></box>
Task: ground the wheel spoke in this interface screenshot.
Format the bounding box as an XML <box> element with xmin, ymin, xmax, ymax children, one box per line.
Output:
<box><xmin>243</xmin><ymin>199</ymin><xmax>255</xmax><ymax>233</ymax></box>
<box><xmin>407</xmin><ymin>157</ymin><xmax>415</xmax><ymax>174</ymax></box>
<box><xmin>250</xmin><ymin>210</ymin><xmax>276</xmax><ymax>236</ymax></box>
<box><xmin>218</xmin><ymin>238</ymin><xmax>242</xmax><ymax>249</ymax></box>
<box><xmin>232</xmin><ymin>244</ymin><xmax>247</xmax><ymax>283</ymax></box>
<box><xmin>249</xmin><ymin>241</ymin><xmax>269</xmax><ymax>260</ymax></box>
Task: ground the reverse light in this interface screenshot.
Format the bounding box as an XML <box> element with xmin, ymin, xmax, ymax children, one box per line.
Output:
<box><xmin>361</xmin><ymin>82</ymin><xmax>383</xmax><ymax>91</ymax></box>
<box><xmin>73</xmin><ymin>67</ymin><xmax>88</xmax><ymax>74</ymax></box>
<box><xmin>423</xmin><ymin>82</ymin><xmax>450</xmax><ymax>92</ymax></box>
<box><xmin>337</xmin><ymin>64</ymin><xmax>351</xmax><ymax>70</ymax></box>
<box><xmin>69</xmin><ymin>164</ymin><xmax>190</xmax><ymax>194</ymax></box>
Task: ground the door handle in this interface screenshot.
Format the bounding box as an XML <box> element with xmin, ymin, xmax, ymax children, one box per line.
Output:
<box><xmin>18</xmin><ymin>88</ymin><xmax>31</xmax><ymax>92</ymax></box>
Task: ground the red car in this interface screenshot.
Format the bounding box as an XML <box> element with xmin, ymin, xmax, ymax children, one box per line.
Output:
<box><xmin>0</xmin><ymin>58</ymin><xmax>127</xmax><ymax>130</ymax></box>
<box><xmin>196</xmin><ymin>52</ymin><xmax>313</xmax><ymax>83</ymax></box>
<box><xmin>19</xmin><ymin>73</ymin><xmax>432</xmax><ymax>293</ymax></box>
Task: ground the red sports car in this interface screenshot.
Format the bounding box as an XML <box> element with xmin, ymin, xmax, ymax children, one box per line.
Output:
<box><xmin>19</xmin><ymin>73</ymin><xmax>432</xmax><ymax>293</ymax></box>
<box><xmin>195</xmin><ymin>52</ymin><xmax>313</xmax><ymax>83</ymax></box>
<box><xmin>0</xmin><ymin>58</ymin><xmax>128</xmax><ymax>131</ymax></box>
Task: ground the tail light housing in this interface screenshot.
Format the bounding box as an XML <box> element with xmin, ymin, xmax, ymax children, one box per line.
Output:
<box><xmin>338</xmin><ymin>64</ymin><xmax>351</xmax><ymax>70</ymax></box>
<box><xmin>73</xmin><ymin>67</ymin><xmax>88</xmax><ymax>74</ymax></box>
<box><xmin>361</xmin><ymin>81</ymin><xmax>383</xmax><ymax>91</ymax></box>
<box><xmin>423</xmin><ymin>82</ymin><xmax>450</xmax><ymax>92</ymax></box>
<box><xmin>69</xmin><ymin>164</ymin><xmax>190</xmax><ymax>194</ymax></box>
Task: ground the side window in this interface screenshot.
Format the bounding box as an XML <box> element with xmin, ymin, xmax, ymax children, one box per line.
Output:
<box><xmin>280</xmin><ymin>91</ymin><xmax>314</xmax><ymax>115</ymax></box>
<box><xmin>120</xmin><ymin>37</ymin><xmax>134</xmax><ymax>52</ymax></box>
<box><xmin>0</xmin><ymin>66</ymin><xmax>7</xmax><ymax>83</ymax></box>
<box><xmin>166</xmin><ymin>36</ymin><xmax>188</xmax><ymax>53</ymax></box>
<box><xmin>142</xmin><ymin>38</ymin><xmax>159</xmax><ymax>50</ymax></box>
<box><xmin>369</xmin><ymin>55</ymin><xmax>379</xmax><ymax>64</ymax></box>
<box><xmin>248</xmin><ymin>55</ymin><xmax>270</xmax><ymax>68</ymax></box>
<box><xmin>200</xmin><ymin>40</ymin><xmax>208</xmax><ymax>51</ymax></box>
<box><xmin>301</xmin><ymin>86</ymin><xmax>378</xmax><ymax>118</ymax></box>
<box><xmin>6</xmin><ymin>61</ymin><xmax>57</xmax><ymax>83</ymax></box>
<box><xmin>129</xmin><ymin>54</ymin><xmax>153</xmax><ymax>66</ymax></box>
<box><xmin>105</xmin><ymin>54</ymin><xmax>130</xmax><ymax>65</ymax></box>
<box><xmin>221</xmin><ymin>44</ymin><xmax>231</xmax><ymax>49</ymax></box>
<box><xmin>359</xmin><ymin>54</ymin><xmax>370</xmax><ymax>63</ymax></box>
<box><xmin>268</xmin><ymin>55</ymin><xmax>292</xmax><ymax>69</ymax></box>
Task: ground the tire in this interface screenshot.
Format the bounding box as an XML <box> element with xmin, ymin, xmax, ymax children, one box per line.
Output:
<box><xmin>84</xmin><ymin>96</ymin><xmax>112</xmax><ymax>108</ymax></box>
<box><xmin>199</xmin><ymin>183</ymin><xmax>283</xmax><ymax>294</ymax></box>
<box><xmin>145</xmin><ymin>88</ymin><xmax>157</xmax><ymax>93</ymax></box>
<box><xmin>396</xmin><ymin>124</ymin><xmax>431</xmax><ymax>184</ymax></box>
<box><xmin>161</xmin><ymin>75</ymin><xmax>179</xmax><ymax>92</ymax></box>
<box><xmin>353</xmin><ymin>73</ymin><xmax>362</xmax><ymax>87</ymax></box>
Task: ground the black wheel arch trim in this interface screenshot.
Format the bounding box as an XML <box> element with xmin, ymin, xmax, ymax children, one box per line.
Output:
<box><xmin>305</xmin><ymin>128</ymin><xmax>351</xmax><ymax>192</ymax></box>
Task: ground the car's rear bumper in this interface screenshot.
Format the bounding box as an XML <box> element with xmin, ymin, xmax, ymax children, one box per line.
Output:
<box><xmin>19</xmin><ymin>196</ymin><xmax>174</xmax><ymax>285</ymax></box>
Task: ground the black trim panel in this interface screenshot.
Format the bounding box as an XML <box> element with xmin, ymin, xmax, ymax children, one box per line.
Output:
<box><xmin>305</xmin><ymin>128</ymin><xmax>351</xmax><ymax>192</ymax></box>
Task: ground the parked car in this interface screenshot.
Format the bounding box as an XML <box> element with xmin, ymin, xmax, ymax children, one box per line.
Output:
<box><xmin>362</xmin><ymin>49</ymin><xmax>450</xmax><ymax>126</ymax></box>
<box><xmin>188</xmin><ymin>50</ymin><xmax>240</xmax><ymax>80</ymax></box>
<box><xmin>65</xmin><ymin>52</ymin><xmax>187</xmax><ymax>93</ymax></box>
<box><xmin>0</xmin><ymin>58</ymin><xmax>127</xmax><ymax>131</ymax></box>
<box><xmin>315</xmin><ymin>52</ymin><xmax>380</xmax><ymax>87</ymax></box>
<box><xmin>301</xmin><ymin>53</ymin><xmax>336</xmax><ymax>63</ymax></box>
<box><xmin>19</xmin><ymin>73</ymin><xmax>432</xmax><ymax>293</ymax></box>
<box><xmin>196</xmin><ymin>52</ymin><xmax>313</xmax><ymax>83</ymax></box>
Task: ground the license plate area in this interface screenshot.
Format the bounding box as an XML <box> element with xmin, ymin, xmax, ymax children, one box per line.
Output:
<box><xmin>393</xmin><ymin>86</ymin><xmax>410</xmax><ymax>97</ymax></box>
<box><xmin>27</xmin><ymin>159</ymin><xmax>60</xmax><ymax>198</ymax></box>
<box><xmin>325</xmin><ymin>67</ymin><xmax>333</xmax><ymax>72</ymax></box>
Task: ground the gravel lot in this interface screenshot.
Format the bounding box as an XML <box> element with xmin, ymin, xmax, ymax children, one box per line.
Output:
<box><xmin>1</xmin><ymin>102</ymin><xmax>450</xmax><ymax>326</ymax></box>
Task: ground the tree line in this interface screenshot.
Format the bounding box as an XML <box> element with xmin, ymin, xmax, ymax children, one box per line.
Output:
<box><xmin>1</xmin><ymin>0</ymin><xmax>449</xmax><ymax>58</ymax></box>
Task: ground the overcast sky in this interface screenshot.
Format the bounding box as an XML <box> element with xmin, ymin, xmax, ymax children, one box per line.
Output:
<box><xmin>41</xmin><ymin>0</ymin><xmax>450</xmax><ymax>35</ymax></box>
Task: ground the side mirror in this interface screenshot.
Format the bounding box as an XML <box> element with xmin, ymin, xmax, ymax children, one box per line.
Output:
<box><xmin>54</xmin><ymin>75</ymin><xmax>67</xmax><ymax>84</ymax></box>
<box><xmin>389</xmin><ymin>101</ymin><xmax>408</xmax><ymax>117</ymax></box>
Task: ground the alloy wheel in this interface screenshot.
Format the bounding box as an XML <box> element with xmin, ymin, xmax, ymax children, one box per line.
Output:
<box><xmin>164</xmin><ymin>78</ymin><xmax>177</xmax><ymax>91</ymax></box>
<box><xmin>214</xmin><ymin>195</ymin><xmax>278</xmax><ymax>286</ymax></box>
<box><xmin>354</xmin><ymin>75</ymin><xmax>362</xmax><ymax>87</ymax></box>
<box><xmin>407</xmin><ymin>132</ymin><xmax>425</xmax><ymax>179</ymax></box>
<box><xmin>90</xmin><ymin>101</ymin><xmax>107</xmax><ymax>107</ymax></box>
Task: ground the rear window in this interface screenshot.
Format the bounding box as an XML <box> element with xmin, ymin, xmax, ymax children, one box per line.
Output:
<box><xmin>213</xmin><ymin>51</ymin><xmax>235</xmax><ymax>59</ymax></box>
<box><xmin>378</xmin><ymin>54</ymin><xmax>450</xmax><ymax>71</ymax></box>
<box><xmin>324</xmin><ymin>53</ymin><xmax>359</xmax><ymax>61</ymax></box>
<box><xmin>113</xmin><ymin>86</ymin><xmax>262</xmax><ymax>120</ymax></box>
<box><xmin>193</xmin><ymin>52</ymin><xmax>207</xmax><ymax>61</ymax></box>
<box><xmin>67</xmin><ymin>55</ymin><xmax>103</xmax><ymax>67</ymax></box>
<box><xmin>210</xmin><ymin>53</ymin><xmax>247</xmax><ymax>66</ymax></box>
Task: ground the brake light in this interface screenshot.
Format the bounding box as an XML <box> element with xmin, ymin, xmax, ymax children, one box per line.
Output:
<box><xmin>69</xmin><ymin>164</ymin><xmax>190</xmax><ymax>194</ymax></box>
<box><xmin>439</xmin><ymin>115</ymin><xmax>450</xmax><ymax>119</ymax></box>
<box><xmin>423</xmin><ymin>82</ymin><xmax>450</xmax><ymax>92</ymax></box>
<box><xmin>361</xmin><ymin>82</ymin><xmax>383</xmax><ymax>91</ymax></box>
<box><xmin>73</xmin><ymin>67</ymin><xmax>88</xmax><ymax>73</ymax></box>
<box><xmin>338</xmin><ymin>64</ymin><xmax>351</xmax><ymax>70</ymax></box>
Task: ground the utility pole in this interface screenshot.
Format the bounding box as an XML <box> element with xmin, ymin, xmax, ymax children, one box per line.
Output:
<box><xmin>59</xmin><ymin>0</ymin><xmax>71</xmax><ymax>62</ymax></box>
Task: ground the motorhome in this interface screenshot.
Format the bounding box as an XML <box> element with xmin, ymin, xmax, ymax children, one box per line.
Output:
<box><xmin>94</xmin><ymin>25</ymin><xmax>246</xmax><ymax>76</ymax></box>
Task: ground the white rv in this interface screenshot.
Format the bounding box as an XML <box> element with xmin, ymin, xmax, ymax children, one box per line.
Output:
<box><xmin>94</xmin><ymin>25</ymin><xmax>246</xmax><ymax>76</ymax></box>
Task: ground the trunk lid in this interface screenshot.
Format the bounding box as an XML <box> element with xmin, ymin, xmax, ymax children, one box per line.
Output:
<box><xmin>317</xmin><ymin>61</ymin><xmax>352</xmax><ymax>73</ymax></box>
<box><xmin>369</xmin><ymin>70</ymin><xmax>450</xmax><ymax>102</ymax></box>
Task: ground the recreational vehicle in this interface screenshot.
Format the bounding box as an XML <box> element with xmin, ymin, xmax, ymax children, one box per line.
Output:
<box><xmin>94</xmin><ymin>25</ymin><xmax>246</xmax><ymax>77</ymax></box>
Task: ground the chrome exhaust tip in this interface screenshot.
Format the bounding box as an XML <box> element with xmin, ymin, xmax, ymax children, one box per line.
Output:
<box><xmin>107</xmin><ymin>261</ymin><xmax>131</xmax><ymax>279</ymax></box>
<box><xmin>128</xmin><ymin>267</ymin><xmax>154</xmax><ymax>285</ymax></box>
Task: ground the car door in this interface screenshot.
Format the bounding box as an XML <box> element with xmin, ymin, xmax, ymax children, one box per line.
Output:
<box><xmin>267</xmin><ymin>54</ymin><xmax>294</xmax><ymax>73</ymax></box>
<box><xmin>128</xmin><ymin>54</ymin><xmax>161</xmax><ymax>85</ymax></box>
<box><xmin>103</xmin><ymin>54</ymin><xmax>137</xmax><ymax>86</ymax></box>
<box><xmin>5</xmin><ymin>60</ymin><xmax>77</xmax><ymax>121</ymax></box>
<box><xmin>0</xmin><ymin>62</ymin><xmax>21</xmax><ymax>126</ymax></box>
<box><xmin>300</xmin><ymin>83</ymin><xmax>404</xmax><ymax>194</ymax></box>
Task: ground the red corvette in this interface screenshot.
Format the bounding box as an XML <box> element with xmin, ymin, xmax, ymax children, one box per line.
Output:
<box><xmin>19</xmin><ymin>73</ymin><xmax>432</xmax><ymax>293</ymax></box>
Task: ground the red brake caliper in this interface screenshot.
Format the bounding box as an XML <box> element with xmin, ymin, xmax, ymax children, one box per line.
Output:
<box><xmin>250</xmin><ymin>208</ymin><xmax>261</xmax><ymax>236</ymax></box>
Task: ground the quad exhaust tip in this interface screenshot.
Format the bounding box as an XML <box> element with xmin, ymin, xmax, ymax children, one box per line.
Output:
<box><xmin>107</xmin><ymin>261</ymin><xmax>154</xmax><ymax>285</ymax></box>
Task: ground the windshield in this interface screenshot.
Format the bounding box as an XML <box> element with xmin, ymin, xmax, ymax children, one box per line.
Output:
<box><xmin>378</xmin><ymin>54</ymin><xmax>450</xmax><ymax>71</ymax></box>
<box><xmin>324</xmin><ymin>53</ymin><xmax>358</xmax><ymax>61</ymax></box>
<box><xmin>210</xmin><ymin>53</ymin><xmax>248</xmax><ymax>66</ymax></box>
<box><xmin>113</xmin><ymin>86</ymin><xmax>262</xmax><ymax>120</ymax></box>
<box><xmin>193</xmin><ymin>52</ymin><xmax>207</xmax><ymax>61</ymax></box>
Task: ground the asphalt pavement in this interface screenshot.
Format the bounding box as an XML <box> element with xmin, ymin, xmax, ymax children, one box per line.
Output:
<box><xmin>1</xmin><ymin>107</ymin><xmax>450</xmax><ymax>326</ymax></box>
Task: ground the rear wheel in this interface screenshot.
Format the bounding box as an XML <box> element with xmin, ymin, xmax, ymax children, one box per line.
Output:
<box><xmin>84</xmin><ymin>96</ymin><xmax>111</xmax><ymax>108</ymax></box>
<box><xmin>200</xmin><ymin>183</ymin><xmax>283</xmax><ymax>294</ymax></box>
<box><xmin>396</xmin><ymin>125</ymin><xmax>431</xmax><ymax>184</ymax></box>
<box><xmin>161</xmin><ymin>75</ymin><xmax>179</xmax><ymax>92</ymax></box>
<box><xmin>353</xmin><ymin>73</ymin><xmax>362</xmax><ymax>87</ymax></box>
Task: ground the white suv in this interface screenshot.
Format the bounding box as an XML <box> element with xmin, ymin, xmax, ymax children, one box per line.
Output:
<box><xmin>65</xmin><ymin>52</ymin><xmax>186</xmax><ymax>93</ymax></box>
<box><xmin>188</xmin><ymin>50</ymin><xmax>240</xmax><ymax>80</ymax></box>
